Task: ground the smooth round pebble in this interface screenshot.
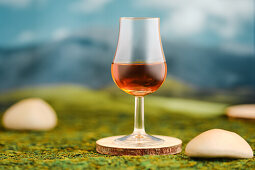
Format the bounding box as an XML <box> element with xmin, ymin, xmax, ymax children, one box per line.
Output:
<box><xmin>226</xmin><ymin>104</ymin><xmax>255</xmax><ymax>119</ymax></box>
<box><xmin>185</xmin><ymin>129</ymin><xmax>253</xmax><ymax>158</ymax></box>
<box><xmin>2</xmin><ymin>98</ymin><xmax>57</xmax><ymax>131</ymax></box>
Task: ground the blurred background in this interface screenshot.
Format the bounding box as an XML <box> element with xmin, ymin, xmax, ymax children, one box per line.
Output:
<box><xmin>0</xmin><ymin>0</ymin><xmax>254</xmax><ymax>103</ymax></box>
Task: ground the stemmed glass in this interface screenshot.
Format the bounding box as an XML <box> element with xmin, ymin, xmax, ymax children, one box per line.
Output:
<box><xmin>111</xmin><ymin>17</ymin><xmax>167</xmax><ymax>147</ymax></box>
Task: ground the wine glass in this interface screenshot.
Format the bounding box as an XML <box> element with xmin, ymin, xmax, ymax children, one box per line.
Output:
<box><xmin>111</xmin><ymin>17</ymin><xmax>167</xmax><ymax>147</ymax></box>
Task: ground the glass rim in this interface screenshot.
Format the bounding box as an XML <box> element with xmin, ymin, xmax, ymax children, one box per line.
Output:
<box><xmin>120</xmin><ymin>17</ymin><xmax>159</xmax><ymax>20</ymax></box>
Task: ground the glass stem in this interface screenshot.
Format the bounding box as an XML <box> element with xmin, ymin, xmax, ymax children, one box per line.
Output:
<box><xmin>133</xmin><ymin>96</ymin><xmax>146</xmax><ymax>135</ymax></box>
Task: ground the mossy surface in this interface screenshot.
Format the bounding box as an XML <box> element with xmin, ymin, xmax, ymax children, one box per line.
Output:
<box><xmin>0</xmin><ymin>85</ymin><xmax>254</xmax><ymax>169</ymax></box>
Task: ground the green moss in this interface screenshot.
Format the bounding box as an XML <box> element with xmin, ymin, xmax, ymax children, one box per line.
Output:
<box><xmin>146</xmin><ymin>96</ymin><xmax>228</xmax><ymax>118</ymax></box>
<box><xmin>0</xmin><ymin>85</ymin><xmax>254</xmax><ymax>169</ymax></box>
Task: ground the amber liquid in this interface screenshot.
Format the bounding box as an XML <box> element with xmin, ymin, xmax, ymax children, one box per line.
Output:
<box><xmin>111</xmin><ymin>62</ymin><xmax>167</xmax><ymax>96</ymax></box>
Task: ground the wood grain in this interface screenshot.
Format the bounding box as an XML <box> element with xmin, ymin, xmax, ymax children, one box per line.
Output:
<box><xmin>96</xmin><ymin>135</ymin><xmax>182</xmax><ymax>156</ymax></box>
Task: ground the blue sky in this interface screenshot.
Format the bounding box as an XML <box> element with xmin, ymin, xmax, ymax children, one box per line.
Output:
<box><xmin>0</xmin><ymin>0</ymin><xmax>254</xmax><ymax>54</ymax></box>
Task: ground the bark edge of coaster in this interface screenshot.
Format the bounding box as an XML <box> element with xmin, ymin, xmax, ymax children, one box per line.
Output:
<box><xmin>96</xmin><ymin>135</ymin><xmax>182</xmax><ymax>156</ymax></box>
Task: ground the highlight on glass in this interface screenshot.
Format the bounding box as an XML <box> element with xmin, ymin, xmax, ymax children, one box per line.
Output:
<box><xmin>111</xmin><ymin>17</ymin><xmax>167</xmax><ymax>147</ymax></box>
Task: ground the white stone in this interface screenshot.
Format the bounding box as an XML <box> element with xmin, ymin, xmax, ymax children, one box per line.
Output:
<box><xmin>226</xmin><ymin>104</ymin><xmax>255</xmax><ymax>119</ymax></box>
<box><xmin>185</xmin><ymin>129</ymin><xmax>253</xmax><ymax>158</ymax></box>
<box><xmin>2</xmin><ymin>98</ymin><xmax>57</xmax><ymax>131</ymax></box>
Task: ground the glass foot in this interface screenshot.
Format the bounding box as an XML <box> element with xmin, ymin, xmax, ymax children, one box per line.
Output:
<box><xmin>114</xmin><ymin>133</ymin><xmax>164</xmax><ymax>147</ymax></box>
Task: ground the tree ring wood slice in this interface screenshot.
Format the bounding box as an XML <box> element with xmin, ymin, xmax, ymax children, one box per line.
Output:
<box><xmin>96</xmin><ymin>135</ymin><xmax>182</xmax><ymax>156</ymax></box>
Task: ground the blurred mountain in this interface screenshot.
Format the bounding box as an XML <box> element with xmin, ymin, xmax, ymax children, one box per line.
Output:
<box><xmin>164</xmin><ymin>41</ymin><xmax>255</xmax><ymax>89</ymax></box>
<box><xmin>0</xmin><ymin>36</ymin><xmax>114</xmax><ymax>90</ymax></box>
<box><xmin>0</xmin><ymin>35</ymin><xmax>254</xmax><ymax>102</ymax></box>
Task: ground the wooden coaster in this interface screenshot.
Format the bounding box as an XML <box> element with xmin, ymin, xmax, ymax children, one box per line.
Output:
<box><xmin>96</xmin><ymin>135</ymin><xmax>182</xmax><ymax>156</ymax></box>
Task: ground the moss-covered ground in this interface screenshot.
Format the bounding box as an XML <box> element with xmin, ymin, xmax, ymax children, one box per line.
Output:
<box><xmin>0</xmin><ymin>85</ymin><xmax>254</xmax><ymax>169</ymax></box>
